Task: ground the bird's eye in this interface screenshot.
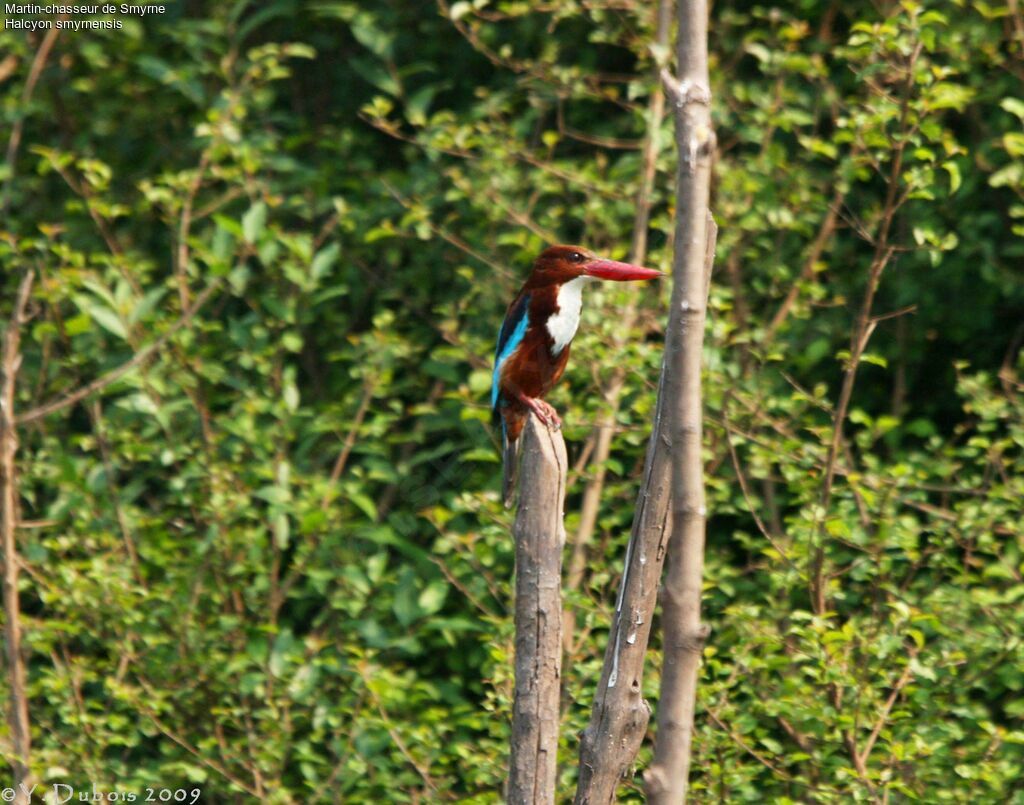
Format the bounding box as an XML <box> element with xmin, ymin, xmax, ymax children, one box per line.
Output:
<box><xmin>569</xmin><ymin>251</ymin><xmax>584</xmax><ymax>263</ymax></box>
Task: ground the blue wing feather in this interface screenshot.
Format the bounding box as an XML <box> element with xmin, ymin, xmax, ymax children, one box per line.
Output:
<box><xmin>492</xmin><ymin>293</ymin><xmax>530</xmax><ymax>410</ymax></box>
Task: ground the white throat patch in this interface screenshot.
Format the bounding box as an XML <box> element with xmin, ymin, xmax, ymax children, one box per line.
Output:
<box><xmin>546</xmin><ymin>276</ymin><xmax>589</xmax><ymax>355</ymax></box>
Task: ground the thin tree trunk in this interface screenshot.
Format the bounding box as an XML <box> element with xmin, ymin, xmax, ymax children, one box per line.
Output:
<box><xmin>508</xmin><ymin>415</ymin><xmax>567</xmax><ymax>805</ymax></box>
<box><xmin>1</xmin><ymin>271</ymin><xmax>35</xmax><ymax>804</ymax></box>
<box><xmin>563</xmin><ymin>0</ymin><xmax>673</xmax><ymax>656</ymax></box>
<box><xmin>574</xmin><ymin>217</ymin><xmax>716</xmax><ymax>805</ymax></box>
<box><xmin>574</xmin><ymin>360</ymin><xmax>673</xmax><ymax>805</ymax></box>
<box><xmin>645</xmin><ymin>0</ymin><xmax>716</xmax><ymax>799</ymax></box>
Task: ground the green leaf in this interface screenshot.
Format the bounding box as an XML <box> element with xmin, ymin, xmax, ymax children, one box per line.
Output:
<box><xmin>825</xmin><ymin>519</ymin><xmax>850</xmax><ymax>538</ymax></box>
<box><xmin>283</xmin><ymin>380</ymin><xmax>300</xmax><ymax>412</ymax></box>
<box><xmin>1001</xmin><ymin>97</ymin><xmax>1024</xmax><ymax>121</ymax></box>
<box><xmin>311</xmin><ymin>243</ymin><xmax>340</xmax><ymax>280</ymax></box>
<box><xmin>417</xmin><ymin>580</ymin><xmax>448</xmax><ymax>616</ymax></box>
<box><xmin>449</xmin><ymin>1</ymin><xmax>472</xmax><ymax>21</ymax></box>
<box><xmin>924</xmin><ymin>82</ymin><xmax>975</xmax><ymax>112</ymax></box>
<box><xmin>64</xmin><ymin>313</ymin><xmax>92</xmax><ymax>336</ymax></box>
<box><xmin>73</xmin><ymin>295</ymin><xmax>127</xmax><ymax>340</ymax></box>
<box><xmin>405</xmin><ymin>89</ymin><xmax>431</xmax><ymax>126</ymax></box>
<box><xmin>282</xmin><ymin>331</ymin><xmax>303</xmax><ymax>353</ymax></box>
<box><xmin>1003</xmin><ymin>132</ymin><xmax>1024</xmax><ymax>157</ymax></box>
<box><xmin>350</xmin><ymin>13</ymin><xmax>394</xmax><ymax>59</ymax></box>
<box><xmin>273</xmin><ymin>513</ymin><xmax>290</xmax><ymax>550</ymax></box>
<box><xmin>942</xmin><ymin>161</ymin><xmax>961</xmax><ymax>194</ymax></box>
<box><xmin>348</xmin><ymin>490</ymin><xmax>378</xmax><ymax>521</ymax></box>
<box><xmin>242</xmin><ymin>202</ymin><xmax>267</xmax><ymax>244</ymax></box>
<box><xmin>129</xmin><ymin>288</ymin><xmax>167</xmax><ymax>324</ymax></box>
<box><xmin>214</xmin><ymin>214</ymin><xmax>243</xmax><ymax>239</ymax></box>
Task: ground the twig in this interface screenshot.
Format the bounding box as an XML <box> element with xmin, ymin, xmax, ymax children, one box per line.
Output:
<box><xmin>132</xmin><ymin>681</ymin><xmax>261</xmax><ymax>798</ymax></box>
<box><xmin>17</xmin><ymin>280</ymin><xmax>221</xmax><ymax>426</ymax></box>
<box><xmin>857</xmin><ymin>650</ymin><xmax>918</xmax><ymax>768</ymax></box>
<box><xmin>87</xmin><ymin>400</ymin><xmax>143</xmax><ymax>585</ymax></box>
<box><xmin>358</xmin><ymin>664</ymin><xmax>446</xmax><ymax>798</ymax></box>
<box><xmin>176</xmin><ymin>151</ymin><xmax>211</xmax><ymax>308</ymax></box>
<box><xmin>706</xmin><ymin>707</ymin><xmax>792</xmax><ymax>780</ymax></box>
<box><xmin>321</xmin><ymin>379</ymin><xmax>375</xmax><ymax>509</ymax></box>
<box><xmin>1</xmin><ymin>27</ymin><xmax>61</xmax><ymax>216</ymax></box>
<box><xmin>810</xmin><ymin>40</ymin><xmax>922</xmax><ymax>616</ymax></box>
<box><xmin>556</xmin><ymin>101</ymin><xmax>644</xmax><ymax>150</ymax></box>
<box><xmin>722</xmin><ymin>412</ymin><xmax>796</xmax><ymax>569</ymax></box>
<box><xmin>765</xmin><ymin>187</ymin><xmax>846</xmax><ymax>340</ymax></box>
<box><xmin>379</xmin><ymin>179</ymin><xmax>516</xmax><ymax>280</ymax></box>
<box><xmin>429</xmin><ymin>555</ymin><xmax>499</xmax><ymax>619</ymax></box>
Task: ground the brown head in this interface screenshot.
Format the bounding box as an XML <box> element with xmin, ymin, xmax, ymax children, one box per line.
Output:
<box><xmin>526</xmin><ymin>244</ymin><xmax>662</xmax><ymax>287</ymax></box>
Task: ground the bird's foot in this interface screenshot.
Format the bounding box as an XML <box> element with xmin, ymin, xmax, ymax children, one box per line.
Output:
<box><xmin>520</xmin><ymin>395</ymin><xmax>562</xmax><ymax>430</ymax></box>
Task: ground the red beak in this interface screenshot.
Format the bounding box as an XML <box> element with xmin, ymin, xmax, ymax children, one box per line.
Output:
<box><xmin>583</xmin><ymin>258</ymin><xmax>662</xmax><ymax>281</ymax></box>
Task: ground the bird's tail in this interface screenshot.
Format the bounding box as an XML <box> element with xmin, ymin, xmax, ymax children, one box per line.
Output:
<box><xmin>502</xmin><ymin>426</ymin><xmax>519</xmax><ymax>508</ymax></box>
<box><xmin>499</xmin><ymin>411</ymin><xmax>525</xmax><ymax>508</ymax></box>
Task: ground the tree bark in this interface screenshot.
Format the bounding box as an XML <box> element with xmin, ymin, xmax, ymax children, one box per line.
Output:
<box><xmin>574</xmin><ymin>217</ymin><xmax>716</xmax><ymax>805</ymax></box>
<box><xmin>508</xmin><ymin>415</ymin><xmax>567</xmax><ymax>805</ymax></box>
<box><xmin>645</xmin><ymin>0</ymin><xmax>716</xmax><ymax>800</ymax></box>
<box><xmin>563</xmin><ymin>0</ymin><xmax>672</xmax><ymax>658</ymax></box>
<box><xmin>574</xmin><ymin>360</ymin><xmax>673</xmax><ymax>805</ymax></box>
<box><xmin>1</xmin><ymin>271</ymin><xmax>35</xmax><ymax>804</ymax></box>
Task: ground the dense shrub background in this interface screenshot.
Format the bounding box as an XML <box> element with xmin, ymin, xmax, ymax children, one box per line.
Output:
<box><xmin>1</xmin><ymin>0</ymin><xmax>1022</xmax><ymax>801</ymax></box>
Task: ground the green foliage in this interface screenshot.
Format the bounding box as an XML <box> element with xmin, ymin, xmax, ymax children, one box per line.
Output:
<box><xmin>0</xmin><ymin>0</ymin><xmax>1022</xmax><ymax>801</ymax></box>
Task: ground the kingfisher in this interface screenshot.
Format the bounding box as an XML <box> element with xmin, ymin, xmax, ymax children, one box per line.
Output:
<box><xmin>492</xmin><ymin>245</ymin><xmax>661</xmax><ymax>506</ymax></box>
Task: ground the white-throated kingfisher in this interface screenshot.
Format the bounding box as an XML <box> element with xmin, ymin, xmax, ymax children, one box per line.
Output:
<box><xmin>492</xmin><ymin>245</ymin><xmax>661</xmax><ymax>506</ymax></box>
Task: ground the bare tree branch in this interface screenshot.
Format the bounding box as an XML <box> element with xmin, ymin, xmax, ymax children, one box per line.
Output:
<box><xmin>574</xmin><ymin>359</ymin><xmax>672</xmax><ymax>805</ymax></box>
<box><xmin>809</xmin><ymin>40</ymin><xmax>922</xmax><ymax>616</ymax></box>
<box><xmin>1</xmin><ymin>271</ymin><xmax>36</xmax><ymax>804</ymax></box>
